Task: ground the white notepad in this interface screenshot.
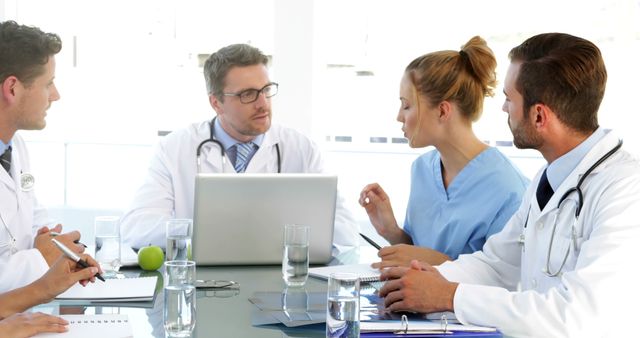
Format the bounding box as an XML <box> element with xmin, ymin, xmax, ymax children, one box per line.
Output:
<box><xmin>33</xmin><ymin>314</ymin><xmax>133</xmax><ymax>338</ymax></box>
<box><xmin>309</xmin><ymin>263</ymin><xmax>381</xmax><ymax>282</ymax></box>
<box><xmin>56</xmin><ymin>276</ymin><xmax>157</xmax><ymax>302</ymax></box>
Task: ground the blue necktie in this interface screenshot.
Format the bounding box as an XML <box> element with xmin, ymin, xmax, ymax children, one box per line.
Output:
<box><xmin>0</xmin><ymin>146</ymin><xmax>11</xmax><ymax>176</ymax></box>
<box><xmin>234</xmin><ymin>142</ymin><xmax>254</xmax><ymax>173</ymax></box>
<box><xmin>536</xmin><ymin>169</ymin><xmax>554</xmax><ymax>210</ymax></box>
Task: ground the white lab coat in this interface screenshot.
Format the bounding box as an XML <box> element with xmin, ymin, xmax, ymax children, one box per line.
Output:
<box><xmin>0</xmin><ymin>134</ymin><xmax>51</xmax><ymax>292</ymax></box>
<box><xmin>121</xmin><ymin>120</ymin><xmax>359</xmax><ymax>249</ymax></box>
<box><xmin>437</xmin><ymin>130</ymin><xmax>640</xmax><ymax>337</ymax></box>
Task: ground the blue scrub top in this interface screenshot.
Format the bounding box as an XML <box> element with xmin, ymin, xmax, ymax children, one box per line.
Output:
<box><xmin>403</xmin><ymin>147</ymin><xmax>528</xmax><ymax>259</ymax></box>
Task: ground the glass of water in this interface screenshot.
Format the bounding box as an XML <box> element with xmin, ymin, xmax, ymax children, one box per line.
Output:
<box><xmin>282</xmin><ymin>224</ymin><xmax>310</xmax><ymax>287</ymax></box>
<box><xmin>164</xmin><ymin>260</ymin><xmax>196</xmax><ymax>337</ymax></box>
<box><xmin>326</xmin><ymin>272</ymin><xmax>360</xmax><ymax>338</ymax></box>
<box><xmin>94</xmin><ymin>216</ymin><xmax>121</xmax><ymax>276</ymax></box>
<box><xmin>166</xmin><ymin>219</ymin><xmax>193</xmax><ymax>261</ymax></box>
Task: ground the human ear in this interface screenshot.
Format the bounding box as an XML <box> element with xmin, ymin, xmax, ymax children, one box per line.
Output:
<box><xmin>438</xmin><ymin>101</ymin><xmax>452</xmax><ymax>121</ymax></box>
<box><xmin>209</xmin><ymin>94</ymin><xmax>223</xmax><ymax>115</ymax></box>
<box><xmin>1</xmin><ymin>76</ymin><xmax>19</xmax><ymax>103</ymax></box>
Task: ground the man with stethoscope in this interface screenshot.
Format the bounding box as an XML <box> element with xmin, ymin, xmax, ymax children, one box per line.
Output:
<box><xmin>0</xmin><ymin>21</ymin><xmax>85</xmax><ymax>293</ymax></box>
<box><xmin>120</xmin><ymin>43</ymin><xmax>360</xmax><ymax>250</ymax></box>
<box><xmin>376</xmin><ymin>33</ymin><xmax>640</xmax><ymax>337</ymax></box>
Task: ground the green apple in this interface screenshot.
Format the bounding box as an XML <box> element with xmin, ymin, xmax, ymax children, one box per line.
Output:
<box><xmin>137</xmin><ymin>245</ymin><xmax>165</xmax><ymax>271</ymax></box>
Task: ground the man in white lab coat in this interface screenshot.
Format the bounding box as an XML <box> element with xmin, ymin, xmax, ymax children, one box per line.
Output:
<box><xmin>0</xmin><ymin>21</ymin><xmax>84</xmax><ymax>292</ymax></box>
<box><xmin>378</xmin><ymin>33</ymin><xmax>640</xmax><ymax>337</ymax></box>
<box><xmin>121</xmin><ymin>43</ymin><xmax>359</xmax><ymax>250</ymax></box>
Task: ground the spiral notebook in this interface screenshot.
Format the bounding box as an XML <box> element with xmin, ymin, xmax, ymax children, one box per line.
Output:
<box><xmin>33</xmin><ymin>314</ymin><xmax>133</xmax><ymax>338</ymax></box>
<box><xmin>308</xmin><ymin>263</ymin><xmax>381</xmax><ymax>282</ymax></box>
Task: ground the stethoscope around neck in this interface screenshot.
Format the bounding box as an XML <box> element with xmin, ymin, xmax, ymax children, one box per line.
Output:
<box><xmin>195</xmin><ymin>117</ymin><xmax>281</xmax><ymax>173</ymax></box>
<box><xmin>520</xmin><ymin>139</ymin><xmax>623</xmax><ymax>277</ymax></box>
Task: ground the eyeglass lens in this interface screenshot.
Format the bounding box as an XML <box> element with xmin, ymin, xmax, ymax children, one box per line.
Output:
<box><xmin>239</xmin><ymin>83</ymin><xmax>278</xmax><ymax>103</ymax></box>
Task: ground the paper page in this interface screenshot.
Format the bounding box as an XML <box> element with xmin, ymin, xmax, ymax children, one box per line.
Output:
<box><xmin>308</xmin><ymin>263</ymin><xmax>381</xmax><ymax>281</ymax></box>
<box><xmin>56</xmin><ymin>276</ymin><xmax>157</xmax><ymax>301</ymax></box>
<box><xmin>33</xmin><ymin>314</ymin><xmax>133</xmax><ymax>338</ymax></box>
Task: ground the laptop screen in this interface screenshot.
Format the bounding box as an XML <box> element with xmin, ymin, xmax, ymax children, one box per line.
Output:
<box><xmin>192</xmin><ymin>173</ymin><xmax>337</xmax><ymax>265</ymax></box>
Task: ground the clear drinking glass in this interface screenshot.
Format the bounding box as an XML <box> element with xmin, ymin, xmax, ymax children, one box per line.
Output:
<box><xmin>326</xmin><ymin>272</ymin><xmax>360</xmax><ymax>338</ymax></box>
<box><xmin>94</xmin><ymin>216</ymin><xmax>121</xmax><ymax>276</ymax></box>
<box><xmin>164</xmin><ymin>260</ymin><xmax>196</xmax><ymax>337</ymax></box>
<box><xmin>282</xmin><ymin>224</ymin><xmax>310</xmax><ymax>287</ymax></box>
<box><xmin>166</xmin><ymin>219</ymin><xmax>193</xmax><ymax>261</ymax></box>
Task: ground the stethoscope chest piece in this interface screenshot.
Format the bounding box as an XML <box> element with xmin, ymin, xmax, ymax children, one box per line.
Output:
<box><xmin>20</xmin><ymin>172</ymin><xmax>35</xmax><ymax>191</ymax></box>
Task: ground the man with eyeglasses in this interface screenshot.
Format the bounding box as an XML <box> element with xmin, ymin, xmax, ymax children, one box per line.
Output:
<box><xmin>120</xmin><ymin>43</ymin><xmax>360</xmax><ymax>250</ymax></box>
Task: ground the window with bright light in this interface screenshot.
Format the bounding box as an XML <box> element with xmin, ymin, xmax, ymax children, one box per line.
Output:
<box><xmin>3</xmin><ymin>0</ymin><xmax>639</xmax><ymax>237</ymax></box>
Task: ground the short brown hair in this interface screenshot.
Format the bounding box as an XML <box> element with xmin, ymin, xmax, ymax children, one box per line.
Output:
<box><xmin>508</xmin><ymin>33</ymin><xmax>605</xmax><ymax>133</ymax></box>
<box><xmin>203</xmin><ymin>44</ymin><xmax>269</xmax><ymax>98</ymax></box>
<box><xmin>0</xmin><ymin>20</ymin><xmax>62</xmax><ymax>86</ymax></box>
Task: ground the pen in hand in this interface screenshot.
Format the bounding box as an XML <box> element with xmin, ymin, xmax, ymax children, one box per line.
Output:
<box><xmin>50</xmin><ymin>231</ymin><xmax>87</xmax><ymax>248</ymax></box>
<box><xmin>360</xmin><ymin>233</ymin><xmax>382</xmax><ymax>250</ymax></box>
<box><xmin>52</xmin><ymin>238</ymin><xmax>105</xmax><ymax>282</ymax></box>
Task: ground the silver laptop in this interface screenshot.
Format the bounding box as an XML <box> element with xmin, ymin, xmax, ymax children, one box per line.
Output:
<box><xmin>193</xmin><ymin>173</ymin><xmax>337</xmax><ymax>265</ymax></box>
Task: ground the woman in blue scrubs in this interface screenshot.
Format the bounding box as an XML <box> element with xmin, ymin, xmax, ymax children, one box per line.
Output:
<box><xmin>359</xmin><ymin>36</ymin><xmax>528</xmax><ymax>267</ymax></box>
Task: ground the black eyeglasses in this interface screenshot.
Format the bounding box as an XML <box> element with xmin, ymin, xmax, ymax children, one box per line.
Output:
<box><xmin>222</xmin><ymin>82</ymin><xmax>279</xmax><ymax>104</ymax></box>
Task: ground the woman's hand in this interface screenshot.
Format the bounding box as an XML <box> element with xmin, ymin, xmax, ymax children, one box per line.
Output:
<box><xmin>359</xmin><ymin>183</ymin><xmax>409</xmax><ymax>244</ymax></box>
<box><xmin>0</xmin><ymin>312</ymin><xmax>68</xmax><ymax>338</ymax></box>
<box><xmin>372</xmin><ymin>244</ymin><xmax>451</xmax><ymax>268</ymax></box>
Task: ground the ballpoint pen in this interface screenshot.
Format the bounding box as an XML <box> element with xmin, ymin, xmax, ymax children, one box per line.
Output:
<box><xmin>359</xmin><ymin>233</ymin><xmax>382</xmax><ymax>250</ymax></box>
<box><xmin>52</xmin><ymin>238</ymin><xmax>105</xmax><ymax>282</ymax></box>
<box><xmin>50</xmin><ymin>231</ymin><xmax>87</xmax><ymax>248</ymax></box>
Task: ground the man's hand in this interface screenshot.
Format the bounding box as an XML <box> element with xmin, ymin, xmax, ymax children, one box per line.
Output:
<box><xmin>379</xmin><ymin>260</ymin><xmax>458</xmax><ymax>313</ymax></box>
<box><xmin>33</xmin><ymin>224</ymin><xmax>83</xmax><ymax>266</ymax></box>
<box><xmin>372</xmin><ymin>244</ymin><xmax>451</xmax><ymax>269</ymax></box>
<box><xmin>0</xmin><ymin>312</ymin><xmax>68</xmax><ymax>338</ymax></box>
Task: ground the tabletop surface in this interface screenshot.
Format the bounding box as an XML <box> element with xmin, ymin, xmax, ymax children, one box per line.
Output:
<box><xmin>38</xmin><ymin>246</ymin><xmax>379</xmax><ymax>338</ymax></box>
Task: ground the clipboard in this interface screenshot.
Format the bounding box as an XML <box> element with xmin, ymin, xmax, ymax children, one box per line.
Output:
<box><xmin>359</xmin><ymin>292</ymin><xmax>502</xmax><ymax>338</ymax></box>
<box><xmin>361</xmin><ymin>314</ymin><xmax>502</xmax><ymax>337</ymax></box>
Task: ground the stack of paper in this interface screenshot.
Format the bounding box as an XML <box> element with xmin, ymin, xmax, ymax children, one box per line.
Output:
<box><xmin>308</xmin><ymin>263</ymin><xmax>381</xmax><ymax>282</ymax></box>
<box><xmin>56</xmin><ymin>276</ymin><xmax>157</xmax><ymax>302</ymax></box>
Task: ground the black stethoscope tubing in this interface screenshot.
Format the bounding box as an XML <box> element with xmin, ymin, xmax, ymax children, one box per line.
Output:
<box><xmin>520</xmin><ymin>139</ymin><xmax>623</xmax><ymax>277</ymax></box>
<box><xmin>196</xmin><ymin>117</ymin><xmax>281</xmax><ymax>173</ymax></box>
<box><xmin>523</xmin><ymin>139</ymin><xmax>623</xmax><ymax>229</ymax></box>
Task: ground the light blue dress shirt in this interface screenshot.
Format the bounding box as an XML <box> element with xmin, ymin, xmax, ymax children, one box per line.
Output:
<box><xmin>403</xmin><ymin>147</ymin><xmax>529</xmax><ymax>259</ymax></box>
<box><xmin>545</xmin><ymin>127</ymin><xmax>606</xmax><ymax>191</ymax></box>
<box><xmin>213</xmin><ymin>117</ymin><xmax>264</xmax><ymax>166</ymax></box>
<box><xmin>0</xmin><ymin>139</ymin><xmax>11</xmax><ymax>155</ymax></box>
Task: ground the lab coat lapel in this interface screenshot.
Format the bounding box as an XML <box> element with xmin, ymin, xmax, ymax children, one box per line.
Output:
<box><xmin>537</xmin><ymin>130</ymin><xmax>620</xmax><ymax>218</ymax></box>
<box><xmin>195</xmin><ymin>121</ymin><xmax>230</xmax><ymax>173</ymax></box>
<box><xmin>203</xmin><ymin>146</ymin><xmax>230</xmax><ymax>173</ymax></box>
<box><xmin>245</xmin><ymin>128</ymin><xmax>279</xmax><ymax>173</ymax></box>
<box><xmin>0</xmin><ymin>171</ymin><xmax>16</xmax><ymax>193</ymax></box>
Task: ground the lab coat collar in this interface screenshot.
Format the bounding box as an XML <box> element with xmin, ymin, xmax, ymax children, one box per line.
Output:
<box><xmin>201</xmin><ymin>121</ymin><xmax>281</xmax><ymax>173</ymax></box>
<box><xmin>537</xmin><ymin>129</ymin><xmax>621</xmax><ymax>216</ymax></box>
<box><xmin>243</xmin><ymin>126</ymin><xmax>280</xmax><ymax>173</ymax></box>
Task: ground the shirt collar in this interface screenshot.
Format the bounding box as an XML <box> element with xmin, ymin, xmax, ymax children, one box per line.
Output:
<box><xmin>546</xmin><ymin>127</ymin><xmax>606</xmax><ymax>191</ymax></box>
<box><xmin>0</xmin><ymin>139</ymin><xmax>12</xmax><ymax>155</ymax></box>
<box><xmin>213</xmin><ymin>117</ymin><xmax>265</xmax><ymax>150</ymax></box>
